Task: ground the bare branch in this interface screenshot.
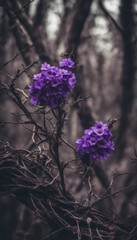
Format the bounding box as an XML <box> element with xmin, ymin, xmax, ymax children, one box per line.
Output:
<box><xmin>10</xmin><ymin>0</ymin><xmax>51</xmax><ymax>63</ymax></box>
<box><xmin>98</xmin><ymin>0</ymin><xmax>124</xmax><ymax>36</ymax></box>
<box><xmin>3</xmin><ymin>1</ymin><xmax>38</xmax><ymax>65</ymax></box>
<box><xmin>0</xmin><ymin>45</ymin><xmax>34</xmax><ymax>69</ymax></box>
<box><xmin>0</xmin><ymin>141</ymin><xmax>135</xmax><ymax>239</ymax></box>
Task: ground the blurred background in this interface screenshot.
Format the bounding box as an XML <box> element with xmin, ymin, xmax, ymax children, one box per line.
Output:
<box><xmin>0</xmin><ymin>0</ymin><xmax>137</xmax><ymax>239</ymax></box>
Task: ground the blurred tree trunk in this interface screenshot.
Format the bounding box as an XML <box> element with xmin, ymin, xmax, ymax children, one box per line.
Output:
<box><xmin>65</xmin><ymin>0</ymin><xmax>93</xmax><ymax>58</ymax></box>
<box><xmin>116</xmin><ymin>0</ymin><xmax>136</xmax><ymax>161</ymax></box>
<box><xmin>118</xmin><ymin>0</ymin><xmax>137</xmax><ymax>213</ymax></box>
<box><xmin>0</xmin><ymin>7</ymin><xmax>7</xmax><ymax>65</ymax></box>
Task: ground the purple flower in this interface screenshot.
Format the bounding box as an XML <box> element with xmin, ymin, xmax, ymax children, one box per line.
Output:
<box><xmin>60</xmin><ymin>58</ymin><xmax>75</xmax><ymax>69</ymax></box>
<box><xmin>76</xmin><ymin>122</ymin><xmax>114</xmax><ymax>161</ymax></box>
<box><xmin>29</xmin><ymin>59</ymin><xmax>76</xmax><ymax>108</ymax></box>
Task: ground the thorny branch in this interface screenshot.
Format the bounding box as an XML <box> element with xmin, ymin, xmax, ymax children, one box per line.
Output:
<box><xmin>0</xmin><ymin>141</ymin><xmax>137</xmax><ymax>239</ymax></box>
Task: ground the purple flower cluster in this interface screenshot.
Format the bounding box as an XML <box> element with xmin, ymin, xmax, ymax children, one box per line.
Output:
<box><xmin>76</xmin><ymin>122</ymin><xmax>114</xmax><ymax>161</ymax></box>
<box><xmin>59</xmin><ymin>58</ymin><xmax>75</xmax><ymax>69</ymax></box>
<box><xmin>29</xmin><ymin>58</ymin><xmax>76</xmax><ymax>108</ymax></box>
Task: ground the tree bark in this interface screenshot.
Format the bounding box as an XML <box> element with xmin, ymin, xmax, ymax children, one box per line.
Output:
<box><xmin>116</xmin><ymin>0</ymin><xmax>135</xmax><ymax>161</ymax></box>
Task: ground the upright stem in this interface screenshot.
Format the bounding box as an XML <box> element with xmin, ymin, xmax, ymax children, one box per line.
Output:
<box><xmin>52</xmin><ymin>108</ymin><xmax>67</xmax><ymax>196</ymax></box>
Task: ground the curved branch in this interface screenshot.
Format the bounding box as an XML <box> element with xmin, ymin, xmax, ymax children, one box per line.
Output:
<box><xmin>98</xmin><ymin>0</ymin><xmax>124</xmax><ymax>36</ymax></box>
<box><xmin>3</xmin><ymin>1</ymin><xmax>38</xmax><ymax>65</ymax></box>
<box><xmin>4</xmin><ymin>0</ymin><xmax>51</xmax><ymax>63</ymax></box>
<box><xmin>0</xmin><ymin>141</ymin><xmax>134</xmax><ymax>239</ymax></box>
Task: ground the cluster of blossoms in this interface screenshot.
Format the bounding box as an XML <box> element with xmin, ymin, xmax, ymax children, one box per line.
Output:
<box><xmin>29</xmin><ymin>58</ymin><xmax>76</xmax><ymax>108</ymax></box>
<box><xmin>76</xmin><ymin>122</ymin><xmax>114</xmax><ymax>161</ymax></box>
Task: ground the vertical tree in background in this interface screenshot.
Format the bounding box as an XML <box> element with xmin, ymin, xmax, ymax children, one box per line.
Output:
<box><xmin>117</xmin><ymin>0</ymin><xmax>136</xmax><ymax>160</ymax></box>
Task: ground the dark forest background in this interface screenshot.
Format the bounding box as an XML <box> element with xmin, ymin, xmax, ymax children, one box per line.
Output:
<box><xmin>0</xmin><ymin>0</ymin><xmax>137</xmax><ymax>239</ymax></box>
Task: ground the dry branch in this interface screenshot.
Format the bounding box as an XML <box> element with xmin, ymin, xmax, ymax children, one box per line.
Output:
<box><xmin>0</xmin><ymin>141</ymin><xmax>136</xmax><ymax>240</ymax></box>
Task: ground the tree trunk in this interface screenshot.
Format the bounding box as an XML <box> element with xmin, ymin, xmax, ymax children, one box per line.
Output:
<box><xmin>116</xmin><ymin>0</ymin><xmax>135</xmax><ymax>161</ymax></box>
